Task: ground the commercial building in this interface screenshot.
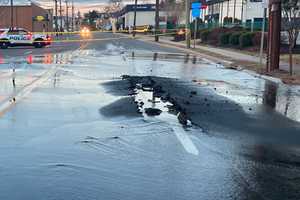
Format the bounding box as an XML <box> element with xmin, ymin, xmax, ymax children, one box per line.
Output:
<box><xmin>116</xmin><ymin>4</ymin><xmax>156</xmax><ymax>28</ymax></box>
<box><xmin>110</xmin><ymin>1</ymin><xmax>270</xmax><ymax>31</ymax></box>
<box><xmin>115</xmin><ymin>4</ymin><xmax>167</xmax><ymax>29</ymax></box>
<box><xmin>0</xmin><ymin>3</ymin><xmax>53</xmax><ymax>32</ymax></box>
<box><xmin>203</xmin><ymin>0</ymin><xmax>266</xmax><ymax>24</ymax></box>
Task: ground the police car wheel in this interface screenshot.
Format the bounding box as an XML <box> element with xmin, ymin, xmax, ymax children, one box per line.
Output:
<box><xmin>34</xmin><ymin>41</ymin><xmax>44</xmax><ymax>48</ymax></box>
<box><xmin>0</xmin><ymin>42</ymin><xmax>9</xmax><ymax>49</ymax></box>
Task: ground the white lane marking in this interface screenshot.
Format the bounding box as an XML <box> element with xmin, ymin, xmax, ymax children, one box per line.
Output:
<box><xmin>24</xmin><ymin>51</ymin><xmax>32</xmax><ymax>55</ymax></box>
<box><xmin>172</xmin><ymin>125</ymin><xmax>199</xmax><ymax>155</ymax></box>
<box><xmin>0</xmin><ymin>65</ymin><xmax>58</xmax><ymax>117</ymax></box>
<box><xmin>0</xmin><ymin>44</ymin><xmax>88</xmax><ymax>117</ymax></box>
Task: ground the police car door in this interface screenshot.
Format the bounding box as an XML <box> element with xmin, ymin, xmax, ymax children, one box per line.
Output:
<box><xmin>7</xmin><ymin>29</ymin><xmax>32</xmax><ymax>45</ymax></box>
<box><xmin>17</xmin><ymin>29</ymin><xmax>33</xmax><ymax>44</ymax></box>
<box><xmin>7</xmin><ymin>30</ymin><xmax>19</xmax><ymax>44</ymax></box>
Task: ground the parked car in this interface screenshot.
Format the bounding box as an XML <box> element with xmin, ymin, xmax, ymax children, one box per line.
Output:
<box><xmin>173</xmin><ymin>29</ymin><xmax>186</xmax><ymax>41</ymax></box>
<box><xmin>0</xmin><ymin>28</ymin><xmax>52</xmax><ymax>49</ymax></box>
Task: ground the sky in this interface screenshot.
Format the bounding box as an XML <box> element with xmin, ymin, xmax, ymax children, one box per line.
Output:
<box><xmin>0</xmin><ymin>0</ymin><xmax>153</xmax><ymax>13</ymax></box>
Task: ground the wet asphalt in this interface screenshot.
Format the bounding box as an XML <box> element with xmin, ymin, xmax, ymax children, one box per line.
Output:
<box><xmin>0</xmin><ymin>32</ymin><xmax>300</xmax><ymax>200</ymax></box>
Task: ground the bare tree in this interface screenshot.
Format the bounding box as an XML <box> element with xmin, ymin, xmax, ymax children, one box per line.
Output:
<box><xmin>282</xmin><ymin>0</ymin><xmax>300</xmax><ymax>75</ymax></box>
<box><xmin>162</xmin><ymin>0</ymin><xmax>185</xmax><ymax>27</ymax></box>
<box><xmin>107</xmin><ymin>0</ymin><xmax>122</xmax><ymax>13</ymax></box>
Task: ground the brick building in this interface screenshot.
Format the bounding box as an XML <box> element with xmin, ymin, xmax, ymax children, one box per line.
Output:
<box><xmin>0</xmin><ymin>3</ymin><xmax>53</xmax><ymax>32</ymax></box>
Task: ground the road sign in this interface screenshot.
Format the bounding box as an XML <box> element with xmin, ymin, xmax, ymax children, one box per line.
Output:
<box><xmin>191</xmin><ymin>2</ymin><xmax>202</xmax><ymax>18</ymax></box>
<box><xmin>191</xmin><ymin>2</ymin><xmax>201</xmax><ymax>9</ymax></box>
<box><xmin>192</xmin><ymin>9</ymin><xmax>201</xmax><ymax>18</ymax></box>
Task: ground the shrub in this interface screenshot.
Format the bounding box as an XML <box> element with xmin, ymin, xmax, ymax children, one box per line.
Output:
<box><xmin>228</xmin><ymin>26</ymin><xmax>244</xmax><ymax>32</ymax></box>
<box><xmin>223</xmin><ymin>17</ymin><xmax>233</xmax><ymax>24</ymax></box>
<box><xmin>200</xmin><ymin>30</ymin><xmax>211</xmax><ymax>42</ymax></box>
<box><xmin>208</xmin><ymin>27</ymin><xmax>228</xmax><ymax>44</ymax></box>
<box><xmin>233</xmin><ymin>18</ymin><xmax>241</xmax><ymax>24</ymax></box>
<box><xmin>229</xmin><ymin>32</ymin><xmax>243</xmax><ymax>46</ymax></box>
<box><xmin>219</xmin><ymin>32</ymin><xmax>232</xmax><ymax>45</ymax></box>
<box><xmin>252</xmin><ymin>32</ymin><xmax>268</xmax><ymax>49</ymax></box>
<box><xmin>239</xmin><ymin>32</ymin><xmax>255</xmax><ymax>48</ymax></box>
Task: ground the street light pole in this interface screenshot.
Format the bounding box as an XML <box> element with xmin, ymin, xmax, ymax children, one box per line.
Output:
<box><xmin>65</xmin><ymin>0</ymin><xmax>69</xmax><ymax>32</ymax></box>
<box><xmin>193</xmin><ymin>17</ymin><xmax>197</xmax><ymax>48</ymax></box>
<box><xmin>155</xmin><ymin>0</ymin><xmax>159</xmax><ymax>42</ymax></box>
<box><xmin>233</xmin><ymin>0</ymin><xmax>236</xmax><ymax>23</ymax></box>
<box><xmin>72</xmin><ymin>1</ymin><xmax>74</xmax><ymax>32</ymax></box>
<box><xmin>54</xmin><ymin>0</ymin><xmax>58</xmax><ymax>32</ymax></box>
<box><xmin>59</xmin><ymin>0</ymin><xmax>62</xmax><ymax>31</ymax></box>
<box><xmin>185</xmin><ymin>0</ymin><xmax>191</xmax><ymax>48</ymax></box>
<box><xmin>10</xmin><ymin>0</ymin><xmax>13</xmax><ymax>28</ymax></box>
<box><xmin>133</xmin><ymin>0</ymin><xmax>137</xmax><ymax>37</ymax></box>
<box><xmin>259</xmin><ymin>7</ymin><xmax>267</xmax><ymax>66</ymax></box>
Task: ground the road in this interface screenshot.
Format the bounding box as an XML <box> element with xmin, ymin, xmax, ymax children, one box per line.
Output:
<box><xmin>0</xmin><ymin>32</ymin><xmax>182</xmax><ymax>59</ymax></box>
<box><xmin>1</xmin><ymin>32</ymin><xmax>300</xmax><ymax>200</ymax></box>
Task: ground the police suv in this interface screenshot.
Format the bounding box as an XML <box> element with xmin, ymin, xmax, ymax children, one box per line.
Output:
<box><xmin>0</xmin><ymin>28</ymin><xmax>52</xmax><ymax>49</ymax></box>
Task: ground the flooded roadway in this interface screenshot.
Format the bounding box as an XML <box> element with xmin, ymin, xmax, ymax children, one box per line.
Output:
<box><xmin>0</xmin><ymin>33</ymin><xmax>300</xmax><ymax>200</ymax></box>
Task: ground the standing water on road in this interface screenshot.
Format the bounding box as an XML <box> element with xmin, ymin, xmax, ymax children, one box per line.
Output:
<box><xmin>0</xmin><ymin>43</ymin><xmax>300</xmax><ymax>200</ymax></box>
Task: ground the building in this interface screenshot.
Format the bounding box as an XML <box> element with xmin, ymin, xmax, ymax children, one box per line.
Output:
<box><xmin>203</xmin><ymin>0</ymin><xmax>265</xmax><ymax>24</ymax></box>
<box><xmin>0</xmin><ymin>3</ymin><xmax>53</xmax><ymax>32</ymax></box>
<box><xmin>115</xmin><ymin>4</ymin><xmax>167</xmax><ymax>29</ymax></box>
<box><xmin>116</xmin><ymin>4</ymin><xmax>156</xmax><ymax>29</ymax></box>
<box><xmin>112</xmin><ymin>1</ymin><xmax>267</xmax><ymax>30</ymax></box>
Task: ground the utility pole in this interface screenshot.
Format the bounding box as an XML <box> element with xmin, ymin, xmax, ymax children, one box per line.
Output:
<box><xmin>233</xmin><ymin>0</ymin><xmax>236</xmax><ymax>23</ymax></box>
<box><xmin>193</xmin><ymin>17</ymin><xmax>197</xmax><ymax>48</ymax></box>
<box><xmin>220</xmin><ymin>2</ymin><xmax>223</xmax><ymax>26</ymax></box>
<box><xmin>227</xmin><ymin>0</ymin><xmax>229</xmax><ymax>18</ymax></box>
<box><xmin>65</xmin><ymin>0</ymin><xmax>69</xmax><ymax>32</ymax></box>
<box><xmin>241</xmin><ymin>0</ymin><xmax>244</xmax><ymax>23</ymax></box>
<box><xmin>54</xmin><ymin>0</ymin><xmax>58</xmax><ymax>32</ymax></box>
<box><xmin>185</xmin><ymin>0</ymin><xmax>191</xmax><ymax>48</ymax></box>
<box><xmin>267</xmin><ymin>0</ymin><xmax>281</xmax><ymax>71</ymax></box>
<box><xmin>72</xmin><ymin>1</ymin><xmax>74</xmax><ymax>31</ymax></box>
<box><xmin>77</xmin><ymin>11</ymin><xmax>81</xmax><ymax>30</ymax></box>
<box><xmin>155</xmin><ymin>0</ymin><xmax>159</xmax><ymax>42</ymax></box>
<box><xmin>10</xmin><ymin>0</ymin><xmax>13</xmax><ymax>28</ymax></box>
<box><xmin>133</xmin><ymin>0</ymin><xmax>137</xmax><ymax>37</ymax></box>
<box><xmin>59</xmin><ymin>0</ymin><xmax>62</xmax><ymax>31</ymax></box>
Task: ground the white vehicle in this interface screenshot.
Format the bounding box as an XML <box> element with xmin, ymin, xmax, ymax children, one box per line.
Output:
<box><xmin>0</xmin><ymin>28</ymin><xmax>52</xmax><ymax>49</ymax></box>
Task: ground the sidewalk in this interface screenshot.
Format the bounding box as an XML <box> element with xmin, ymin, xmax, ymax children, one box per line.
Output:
<box><xmin>156</xmin><ymin>36</ymin><xmax>300</xmax><ymax>75</ymax></box>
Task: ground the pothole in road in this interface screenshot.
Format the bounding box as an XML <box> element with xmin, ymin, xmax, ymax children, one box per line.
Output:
<box><xmin>130</xmin><ymin>79</ymin><xmax>200</xmax><ymax>155</ymax></box>
<box><xmin>131</xmin><ymin>80</ymin><xmax>192</xmax><ymax>127</ymax></box>
<box><xmin>99</xmin><ymin>75</ymin><xmax>201</xmax><ymax>155</ymax></box>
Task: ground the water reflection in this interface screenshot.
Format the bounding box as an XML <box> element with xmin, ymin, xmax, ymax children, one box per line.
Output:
<box><xmin>237</xmin><ymin>143</ymin><xmax>300</xmax><ymax>199</ymax></box>
<box><xmin>0</xmin><ymin>54</ymin><xmax>4</xmax><ymax>64</ymax></box>
<box><xmin>26</xmin><ymin>54</ymin><xmax>54</xmax><ymax>64</ymax></box>
<box><xmin>26</xmin><ymin>54</ymin><xmax>33</xmax><ymax>64</ymax></box>
<box><xmin>184</xmin><ymin>54</ymin><xmax>189</xmax><ymax>64</ymax></box>
<box><xmin>0</xmin><ymin>52</ymin><xmax>72</xmax><ymax>66</ymax></box>
<box><xmin>213</xmin><ymin>79</ymin><xmax>300</xmax><ymax>123</ymax></box>
<box><xmin>153</xmin><ymin>52</ymin><xmax>158</xmax><ymax>61</ymax></box>
<box><xmin>263</xmin><ymin>81</ymin><xmax>278</xmax><ymax>108</ymax></box>
<box><xmin>130</xmin><ymin>52</ymin><xmax>201</xmax><ymax>64</ymax></box>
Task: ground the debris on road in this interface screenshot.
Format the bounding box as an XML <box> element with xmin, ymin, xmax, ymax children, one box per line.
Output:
<box><xmin>145</xmin><ymin>108</ymin><xmax>162</xmax><ymax>116</ymax></box>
